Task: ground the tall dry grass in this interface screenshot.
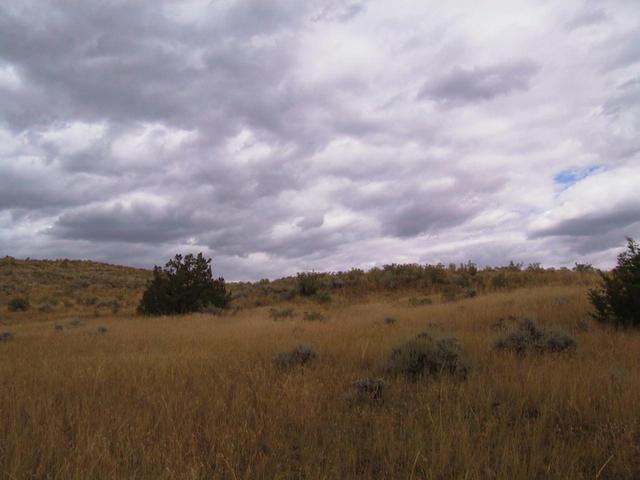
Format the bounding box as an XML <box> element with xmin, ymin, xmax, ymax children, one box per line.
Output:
<box><xmin>1</xmin><ymin>285</ymin><xmax>639</xmax><ymax>479</ymax></box>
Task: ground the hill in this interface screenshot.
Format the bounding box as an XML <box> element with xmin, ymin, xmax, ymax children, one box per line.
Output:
<box><xmin>1</xmin><ymin>256</ymin><xmax>599</xmax><ymax>324</ymax></box>
<box><xmin>0</xmin><ymin>257</ymin><xmax>150</xmax><ymax>322</ymax></box>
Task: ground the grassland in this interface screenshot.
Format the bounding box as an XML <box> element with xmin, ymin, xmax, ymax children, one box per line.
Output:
<box><xmin>1</xmin><ymin>260</ymin><xmax>639</xmax><ymax>479</ymax></box>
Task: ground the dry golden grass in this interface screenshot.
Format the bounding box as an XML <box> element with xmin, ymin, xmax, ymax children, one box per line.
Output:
<box><xmin>1</xmin><ymin>284</ymin><xmax>639</xmax><ymax>479</ymax></box>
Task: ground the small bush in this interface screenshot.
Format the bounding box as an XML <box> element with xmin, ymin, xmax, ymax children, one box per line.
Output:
<box><xmin>415</xmin><ymin>330</ymin><xmax>433</xmax><ymax>340</ymax></box>
<box><xmin>1</xmin><ymin>331</ymin><xmax>15</xmax><ymax>341</ymax></box>
<box><xmin>8</xmin><ymin>297</ymin><xmax>29</xmax><ymax>312</ymax></box>
<box><xmin>297</xmin><ymin>272</ymin><xmax>321</xmax><ymax>297</ymax></box>
<box><xmin>408</xmin><ymin>297</ymin><xmax>432</xmax><ymax>307</ymax></box>
<box><xmin>303</xmin><ymin>311</ymin><xmax>327</xmax><ymax>321</ymax></box>
<box><xmin>493</xmin><ymin>318</ymin><xmax>576</xmax><ymax>355</ymax></box>
<box><xmin>273</xmin><ymin>345</ymin><xmax>317</xmax><ymax>369</ymax></box>
<box><xmin>38</xmin><ymin>303</ymin><xmax>53</xmax><ymax>313</ymax></box>
<box><xmin>68</xmin><ymin>318</ymin><xmax>83</xmax><ymax>328</ymax></box>
<box><xmin>442</xmin><ymin>286</ymin><xmax>477</xmax><ymax>302</ymax></box>
<box><xmin>589</xmin><ymin>238</ymin><xmax>640</xmax><ymax>327</ymax></box>
<box><xmin>269</xmin><ymin>308</ymin><xmax>295</xmax><ymax>320</ymax></box>
<box><xmin>384</xmin><ymin>316</ymin><xmax>397</xmax><ymax>325</ymax></box>
<box><xmin>384</xmin><ymin>336</ymin><xmax>471</xmax><ymax>381</ymax></box>
<box><xmin>314</xmin><ymin>291</ymin><xmax>332</xmax><ymax>303</ymax></box>
<box><xmin>490</xmin><ymin>315</ymin><xmax>518</xmax><ymax>332</ymax></box>
<box><xmin>350</xmin><ymin>377</ymin><xmax>386</xmax><ymax>404</ymax></box>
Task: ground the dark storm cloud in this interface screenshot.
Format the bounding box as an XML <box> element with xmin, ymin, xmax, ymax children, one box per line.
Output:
<box><xmin>1</xmin><ymin>0</ymin><xmax>640</xmax><ymax>278</ymax></box>
<box><xmin>49</xmin><ymin>202</ymin><xmax>210</xmax><ymax>243</ymax></box>
<box><xmin>418</xmin><ymin>59</ymin><xmax>540</xmax><ymax>104</ymax></box>
<box><xmin>530</xmin><ymin>208</ymin><xmax>640</xmax><ymax>238</ymax></box>
<box><xmin>0</xmin><ymin>0</ymin><xmax>313</xmax><ymax>138</ymax></box>
<box><xmin>0</xmin><ymin>160</ymin><xmax>121</xmax><ymax>210</ymax></box>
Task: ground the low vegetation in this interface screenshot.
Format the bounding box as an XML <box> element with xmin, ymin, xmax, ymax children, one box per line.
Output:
<box><xmin>384</xmin><ymin>335</ymin><xmax>471</xmax><ymax>380</ymax></box>
<box><xmin>302</xmin><ymin>311</ymin><xmax>327</xmax><ymax>321</ymax></box>
<box><xmin>7</xmin><ymin>296</ymin><xmax>29</xmax><ymax>312</ymax></box>
<box><xmin>493</xmin><ymin>317</ymin><xmax>577</xmax><ymax>355</ymax></box>
<box><xmin>0</xmin><ymin>331</ymin><xmax>14</xmax><ymax>341</ymax></box>
<box><xmin>269</xmin><ymin>307</ymin><xmax>295</xmax><ymax>320</ymax></box>
<box><xmin>273</xmin><ymin>344</ymin><xmax>317</xmax><ymax>369</ymax></box>
<box><xmin>1</xmin><ymin>240</ymin><xmax>640</xmax><ymax>478</ymax></box>
<box><xmin>350</xmin><ymin>377</ymin><xmax>386</xmax><ymax>404</ymax></box>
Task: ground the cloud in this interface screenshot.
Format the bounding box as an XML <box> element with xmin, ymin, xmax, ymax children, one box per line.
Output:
<box><xmin>48</xmin><ymin>201</ymin><xmax>209</xmax><ymax>244</ymax></box>
<box><xmin>564</xmin><ymin>6</ymin><xmax>608</xmax><ymax>31</ymax></box>
<box><xmin>418</xmin><ymin>59</ymin><xmax>540</xmax><ymax>104</ymax></box>
<box><xmin>531</xmin><ymin>208</ymin><xmax>640</xmax><ymax>238</ymax></box>
<box><xmin>1</xmin><ymin>0</ymin><xmax>640</xmax><ymax>279</ymax></box>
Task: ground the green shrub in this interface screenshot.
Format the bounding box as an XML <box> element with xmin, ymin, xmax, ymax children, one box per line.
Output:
<box><xmin>68</xmin><ymin>318</ymin><xmax>83</xmax><ymax>328</ymax></box>
<box><xmin>0</xmin><ymin>331</ymin><xmax>15</xmax><ymax>341</ymax></box>
<box><xmin>408</xmin><ymin>297</ymin><xmax>432</xmax><ymax>306</ymax></box>
<box><xmin>8</xmin><ymin>297</ymin><xmax>29</xmax><ymax>312</ymax></box>
<box><xmin>384</xmin><ymin>336</ymin><xmax>470</xmax><ymax>381</ymax></box>
<box><xmin>350</xmin><ymin>378</ymin><xmax>386</xmax><ymax>404</ymax></box>
<box><xmin>297</xmin><ymin>272</ymin><xmax>321</xmax><ymax>297</ymax></box>
<box><xmin>493</xmin><ymin>318</ymin><xmax>576</xmax><ymax>355</ymax></box>
<box><xmin>273</xmin><ymin>345</ymin><xmax>317</xmax><ymax>369</ymax></box>
<box><xmin>442</xmin><ymin>286</ymin><xmax>477</xmax><ymax>302</ymax></box>
<box><xmin>589</xmin><ymin>238</ymin><xmax>640</xmax><ymax>327</ymax></box>
<box><xmin>138</xmin><ymin>253</ymin><xmax>229</xmax><ymax>315</ymax></box>
<box><xmin>303</xmin><ymin>311</ymin><xmax>327</xmax><ymax>321</ymax></box>
<box><xmin>269</xmin><ymin>307</ymin><xmax>295</xmax><ymax>320</ymax></box>
<box><xmin>314</xmin><ymin>290</ymin><xmax>332</xmax><ymax>303</ymax></box>
<box><xmin>415</xmin><ymin>330</ymin><xmax>433</xmax><ymax>340</ymax></box>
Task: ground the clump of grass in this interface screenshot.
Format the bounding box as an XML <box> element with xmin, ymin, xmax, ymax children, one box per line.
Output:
<box><xmin>493</xmin><ymin>318</ymin><xmax>577</xmax><ymax>355</ymax></box>
<box><xmin>350</xmin><ymin>377</ymin><xmax>386</xmax><ymax>405</ymax></box>
<box><xmin>8</xmin><ymin>297</ymin><xmax>29</xmax><ymax>312</ymax></box>
<box><xmin>38</xmin><ymin>303</ymin><xmax>53</xmax><ymax>313</ymax></box>
<box><xmin>269</xmin><ymin>308</ymin><xmax>295</xmax><ymax>320</ymax></box>
<box><xmin>273</xmin><ymin>345</ymin><xmax>317</xmax><ymax>369</ymax></box>
<box><xmin>297</xmin><ymin>272</ymin><xmax>321</xmax><ymax>297</ymax></box>
<box><xmin>384</xmin><ymin>336</ymin><xmax>471</xmax><ymax>381</ymax></box>
<box><xmin>0</xmin><ymin>331</ymin><xmax>15</xmax><ymax>341</ymax></box>
<box><xmin>68</xmin><ymin>318</ymin><xmax>83</xmax><ymax>328</ymax></box>
<box><xmin>384</xmin><ymin>316</ymin><xmax>397</xmax><ymax>325</ymax></box>
<box><xmin>415</xmin><ymin>330</ymin><xmax>433</xmax><ymax>340</ymax></box>
<box><xmin>303</xmin><ymin>311</ymin><xmax>327</xmax><ymax>322</ymax></box>
<box><xmin>201</xmin><ymin>305</ymin><xmax>224</xmax><ymax>316</ymax></box>
<box><xmin>442</xmin><ymin>286</ymin><xmax>477</xmax><ymax>302</ymax></box>
<box><xmin>408</xmin><ymin>297</ymin><xmax>432</xmax><ymax>307</ymax></box>
<box><xmin>313</xmin><ymin>291</ymin><xmax>332</xmax><ymax>303</ymax></box>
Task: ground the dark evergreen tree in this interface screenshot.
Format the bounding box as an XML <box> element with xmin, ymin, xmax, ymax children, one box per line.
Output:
<box><xmin>589</xmin><ymin>238</ymin><xmax>640</xmax><ymax>327</ymax></box>
<box><xmin>138</xmin><ymin>253</ymin><xmax>229</xmax><ymax>315</ymax></box>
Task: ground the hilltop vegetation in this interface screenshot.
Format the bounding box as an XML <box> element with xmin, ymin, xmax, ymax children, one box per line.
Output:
<box><xmin>0</xmin><ymin>256</ymin><xmax>150</xmax><ymax>322</ymax></box>
<box><xmin>1</xmin><ymin>255</ymin><xmax>598</xmax><ymax>325</ymax></box>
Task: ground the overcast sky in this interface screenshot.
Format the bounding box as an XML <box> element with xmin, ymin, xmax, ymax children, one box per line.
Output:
<box><xmin>1</xmin><ymin>0</ymin><xmax>639</xmax><ymax>280</ymax></box>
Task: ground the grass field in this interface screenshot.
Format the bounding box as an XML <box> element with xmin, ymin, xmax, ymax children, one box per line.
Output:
<box><xmin>2</xmin><ymin>271</ymin><xmax>639</xmax><ymax>479</ymax></box>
